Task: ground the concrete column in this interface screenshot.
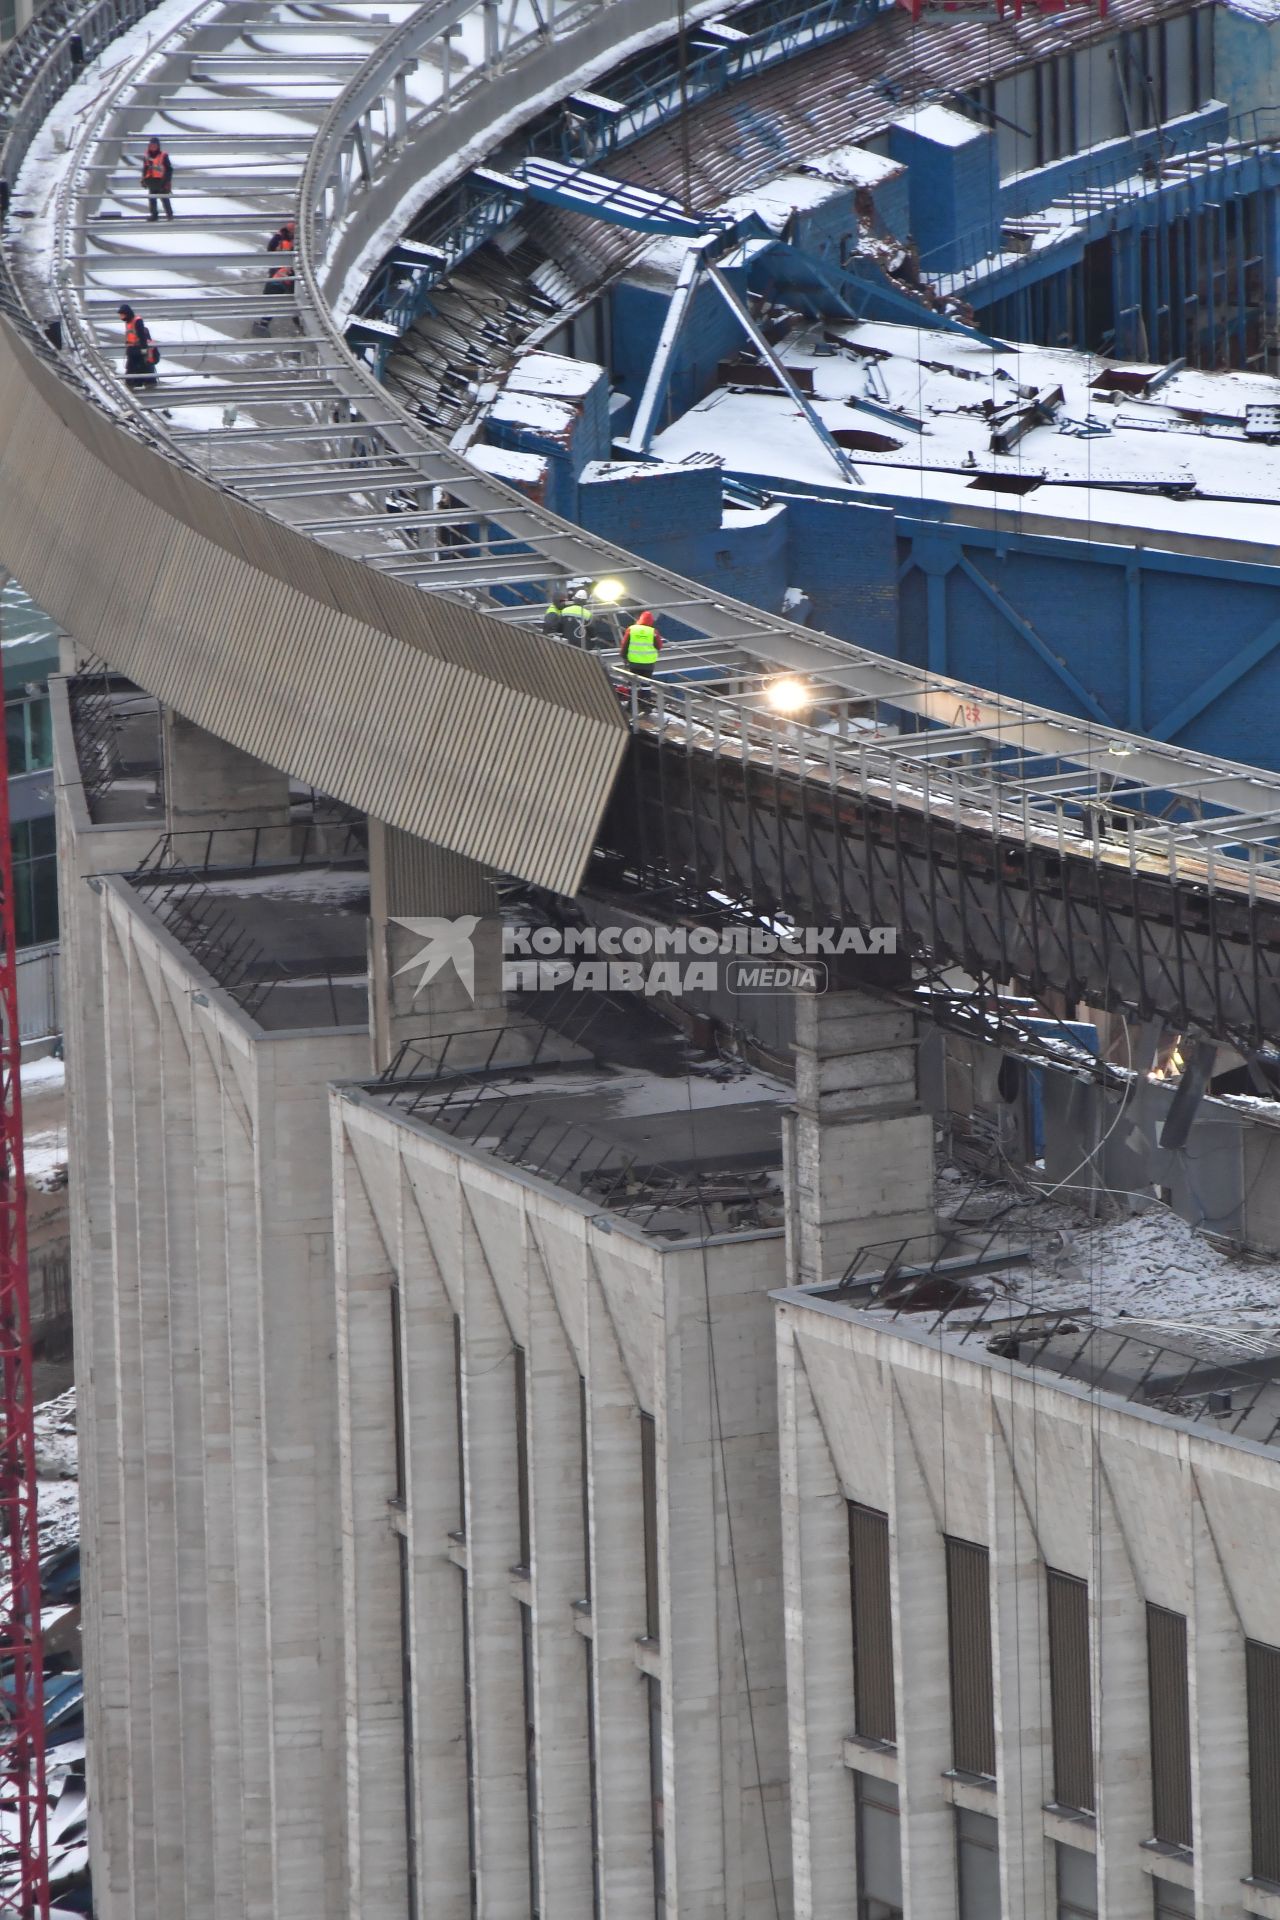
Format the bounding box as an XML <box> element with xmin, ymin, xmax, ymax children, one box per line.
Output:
<box><xmin>584</xmin><ymin>1261</ymin><xmax>653</xmax><ymax>1920</ymax></box>
<box><xmin>162</xmin><ymin>710</ymin><xmax>292</xmax><ymax>859</ymax></box>
<box><xmin>459</xmin><ymin>1198</ymin><xmax>529</xmax><ymax>1920</ymax></box>
<box><xmin>989</xmin><ymin>1405</ymin><xmax>1051</xmax><ymax>1920</ymax></box>
<box><xmin>786</xmin><ymin>988</ymin><xmax>934</xmax><ymax>1285</ymax></box>
<box><xmin>158</xmin><ymin>985</ymin><xmax>215</xmax><ymax>1915</ymax></box>
<box><xmin>367</xmin><ymin>820</ymin><xmax>506</xmax><ymax>1070</ymax></box>
<box><xmin>190</xmin><ymin>1014</ymin><xmax>246</xmax><ymax>1918</ymax></box>
<box><xmin>219</xmin><ymin>1046</ymin><xmax>275</xmax><ymax>1920</ymax></box>
<box><xmin>888</xmin><ymin>1378</ymin><xmax>959</xmax><ymax>1920</ymax></box>
<box><xmin>775</xmin><ymin>1312</ymin><xmax>858</xmax><ymax>1920</ymax></box>
<box><xmin>333</xmin><ymin>1132</ymin><xmax>408</xmax><ymax>1920</ymax></box>
<box><xmin>526</xmin><ymin>1237</ymin><xmax>594</xmax><ymax>1915</ymax></box>
<box><xmin>1189</xmin><ymin>1485</ymin><xmax>1250</xmax><ymax>1917</ymax></box>
<box><xmin>1093</xmin><ymin>1455</ymin><xmax>1152</xmax><ymax>1920</ymax></box>
<box><xmin>102</xmin><ymin>910</ymin><xmax>157</xmax><ymax>1920</ymax></box>
<box><xmin>400</xmin><ymin>1176</ymin><xmax>470</xmax><ymax>1918</ymax></box>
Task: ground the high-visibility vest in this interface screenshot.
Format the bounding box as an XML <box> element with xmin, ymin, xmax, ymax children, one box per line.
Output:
<box><xmin>561</xmin><ymin>602</ymin><xmax>587</xmax><ymax>620</ymax></box>
<box><xmin>269</xmin><ymin>236</ymin><xmax>295</xmax><ymax>281</ymax></box>
<box><xmin>124</xmin><ymin>318</ymin><xmax>142</xmax><ymax>348</ymax></box>
<box><xmin>545</xmin><ymin>603</ymin><xmax>563</xmax><ymax>617</ymax></box>
<box><xmin>624</xmin><ymin>622</ymin><xmax>658</xmax><ymax>664</ymax></box>
<box><xmin>142</xmin><ymin>150</ymin><xmax>168</xmax><ymax>183</ymax></box>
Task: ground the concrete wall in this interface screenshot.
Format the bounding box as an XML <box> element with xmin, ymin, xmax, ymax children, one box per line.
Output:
<box><xmin>775</xmin><ymin>1289</ymin><xmax>1280</xmax><ymax>1920</ymax></box>
<box><xmin>58</xmin><ymin>676</ymin><xmax>368</xmax><ymax>1920</ymax></box>
<box><xmin>331</xmin><ymin>1089</ymin><xmax>792</xmax><ymax>1920</ymax></box>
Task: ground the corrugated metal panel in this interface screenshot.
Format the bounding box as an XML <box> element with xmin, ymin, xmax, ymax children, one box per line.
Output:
<box><xmin>1147</xmin><ymin>1604</ymin><xmax>1192</xmax><ymax>1848</ymax></box>
<box><xmin>1047</xmin><ymin>1569</ymin><xmax>1094</xmax><ymax>1812</ymax></box>
<box><xmin>945</xmin><ymin>1537</ymin><xmax>996</xmax><ymax>1778</ymax></box>
<box><xmin>1248</xmin><ymin>1640</ymin><xmax>1280</xmax><ymax>1880</ymax></box>
<box><xmin>0</xmin><ymin>319</ymin><xmax>626</xmax><ymax>899</ymax></box>
<box><xmin>849</xmin><ymin>1502</ymin><xmax>895</xmax><ymax>1746</ymax></box>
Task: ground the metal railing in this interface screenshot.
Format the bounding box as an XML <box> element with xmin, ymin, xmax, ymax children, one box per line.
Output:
<box><xmin>13</xmin><ymin>0</ymin><xmax>1280</xmax><ymax>1007</ymax></box>
<box><xmin>833</xmin><ymin>1244</ymin><xmax>1280</xmax><ymax>1449</ymax></box>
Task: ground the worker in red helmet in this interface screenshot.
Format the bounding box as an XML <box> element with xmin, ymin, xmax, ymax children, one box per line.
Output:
<box><xmin>621</xmin><ymin>609</ymin><xmax>662</xmax><ymax>679</ymax></box>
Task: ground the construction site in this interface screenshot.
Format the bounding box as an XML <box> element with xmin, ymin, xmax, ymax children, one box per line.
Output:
<box><xmin>4</xmin><ymin>0</ymin><xmax>1280</xmax><ymax>1912</ymax></box>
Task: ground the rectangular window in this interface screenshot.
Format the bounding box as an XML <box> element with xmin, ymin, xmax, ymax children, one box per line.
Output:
<box><xmin>389</xmin><ymin>1285</ymin><xmax>407</xmax><ymax>1505</ymax></box>
<box><xmin>586</xmin><ymin>1642</ymin><xmax>601</xmax><ymax>1919</ymax></box>
<box><xmin>1047</xmin><ymin>1570</ymin><xmax>1094</xmax><ymax>1812</ymax></box>
<box><xmin>640</xmin><ymin>1411</ymin><xmax>659</xmax><ymax>1641</ymax></box>
<box><xmin>399</xmin><ymin>1535</ymin><xmax>418</xmax><ymax>1920</ymax></box>
<box><xmin>579</xmin><ymin>1374</ymin><xmax>591</xmax><ymax>1605</ymax></box>
<box><xmin>11</xmin><ymin>815</ymin><xmax>57</xmax><ymax>950</ymax></box>
<box><xmin>521</xmin><ymin>1602</ymin><xmax>540</xmax><ymax>1918</ymax></box>
<box><xmin>1147</xmin><ymin>1605</ymin><xmax>1192</xmax><ymax>1850</ymax></box>
<box><xmin>514</xmin><ymin>1345</ymin><xmax>531</xmax><ymax>1572</ymax></box>
<box><xmin>1247</xmin><ymin>1638</ymin><xmax>1280</xmax><ymax>1882</ymax></box>
<box><xmin>5</xmin><ymin>695</ymin><xmax>52</xmax><ymax>777</ymax></box>
<box><xmin>1152</xmin><ymin>1879</ymin><xmax>1194</xmax><ymax>1919</ymax></box>
<box><xmin>1056</xmin><ymin>1842</ymin><xmax>1097</xmax><ymax>1920</ymax></box>
<box><xmin>956</xmin><ymin>1808</ymin><xmax>1000</xmax><ymax>1920</ymax></box>
<box><xmin>849</xmin><ymin>1504</ymin><xmax>895</xmax><ymax>1745</ymax></box>
<box><xmin>946</xmin><ymin>1538</ymin><xmax>996</xmax><ymax>1777</ymax></box>
<box><xmin>648</xmin><ymin>1673</ymin><xmax>665</xmax><ymax>1920</ymax></box>
<box><xmin>453</xmin><ymin>1313</ymin><xmax>466</xmax><ymax>1536</ymax></box>
<box><xmin>855</xmin><ymin>1773</ymin><xmax>903</xmax><ymax>1920</ymax></box>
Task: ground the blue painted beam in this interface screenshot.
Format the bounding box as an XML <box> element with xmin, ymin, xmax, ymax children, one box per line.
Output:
<box><xmin>1152</xmin><ymin>616</ymin><xmax>1280</xmax><ymax>740</ymax></box>
<box><xmin>955</xmin><ymin>554</ymin><xmax>1112</xmax><ymax>725</ymax></box>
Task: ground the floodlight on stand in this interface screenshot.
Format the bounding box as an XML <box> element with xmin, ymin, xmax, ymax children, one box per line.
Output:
<box><xmin>765</xmin><ymin>675</ymin><xmax>809</xmax><ymax>716</ymax></box>
<box><xmin>592</xmin><ymin>576</ymin><xmax>626</xmax><ymax>604</ymax></box>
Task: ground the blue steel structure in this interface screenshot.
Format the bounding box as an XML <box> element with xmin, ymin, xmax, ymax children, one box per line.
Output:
<box><xmin>348</xmin><ymin>0</ymin><xmax>895</xmax><ymax>370</ymax></box>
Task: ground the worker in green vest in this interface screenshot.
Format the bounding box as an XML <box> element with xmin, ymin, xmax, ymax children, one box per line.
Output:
<box><xmin>543</xmin><ymin>588</ymin><xmax>568</xmax><ymax>635</ymax></box>
<box><xmin>621</xmin><ymin>610</ymin><xmax>662</xmax><ymax>679</ymax></box>
<box><xmin>559</xmin><ymin>588</ymin><xmax>590</xmax><ymax>647</ymax></box>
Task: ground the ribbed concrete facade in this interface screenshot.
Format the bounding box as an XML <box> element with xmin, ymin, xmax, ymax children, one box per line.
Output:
<box><xmin>774</xmin><ymin>1288</ymin><xmax>1280</xmax><ymax>1920</ymax></box>
<box><xmin>332</xmin><ymin>1087</ymin><xmax>792</xmax><ymax>1920</ymax></box>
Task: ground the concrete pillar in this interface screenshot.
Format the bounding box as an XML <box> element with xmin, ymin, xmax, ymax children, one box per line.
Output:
<box><xmin>162</xmin><ymin>710</ymin><xmax>292</xmax><ymax>858</ymax></box>
<box><xmin>220</xmin><ymin>1046</ymin><xmax>275</xmax><ymax>1920</ymax></box>
<box><xmin>989</xmin><ymin>1405</ymin><xmax>1051</xmax><ymax>1920</ymax></box>
<box><xmin>526</xmin><ymin>1237</ymin><xmax>594</xmax><ymax>1916</ymax></box>
<box><xmin>333</xmin><ymin>1133</ymin><xmax>409</xmax><ymax>1920</ymax></box>
<box><xmin>190</xmin><ymin>1013</ymin><xmax>246</xmax><ymax>1918</ymax></box>
<box><xmin>400</xmin><ymin>1175</ymin><xmax>470</xmax><ymax>1919</ymax></box>
<box><xmin>459</xmin><ymin>1197</ymin><xmax>529</xmax><ymax>1920</ymax></box>
<box><xmin>1093</xmin><ymin>1456</ymin><xmax>1152</xmax><ymax>1920</ymax></box>
<box><xmin>786</xmin><ymin>987</ymin><xmax>934</xmax><ymax>1286</ymax></box>
<box><xmin>367</xmin><ymin>821</ymin><xmax>506</xmax><ymax>1071</ymax></box>
<box><xmin>888</xmin><ymin>1377</ymin><xmax>959</xmax><ymax>1920</ymax></box>
<box><xmin>102</xmin><ymin>911</ymin><xmax>157</xmax><ymax>1920</ymax></box>
<box><xmin>584</xmin><ymin>1262</ymin><xmax>653</xmax><ymax>1920</ymax></box>
<box><xmin>775</xmin><ymin>1312</ymin><xmax>858</xmax><ymax>1920</ymax></box>
<box><xmin>1189</xmin><ymin>1487</ymin><xmax>1250</xmax><ymax>1917</ymax></box>
<box><xmin>158</xmin><ymin>984</ymin><xmax>215</xmax><ymax>1916</ymax></box>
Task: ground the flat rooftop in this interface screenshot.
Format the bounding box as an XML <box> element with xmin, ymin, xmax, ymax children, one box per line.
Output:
<box><xmin>652</xmin><ymin>319</ymin><xmax>1280</xmax><ymax>559</ymax></box>
<box><xmin>781</xmin><ymin>1169</ymin><xmax>1280</xmax><ymax>1452</ymax></box>
<box><xmin>365</xmin><ymin>993</ymin><xmax>789</xmax><ymax>1242</ymax></box>
<box><xmin>131</xmin><ymin>862</ymin><xmax>370</xmax><ymax>1031</ymax></box>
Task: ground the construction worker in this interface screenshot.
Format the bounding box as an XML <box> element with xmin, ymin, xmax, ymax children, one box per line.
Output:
<box><xmin>252</xmin><ymin>220</ymin><xmax>302</xmax><ymax>337</ymax></box>
<box><xmin>621</xmin><ymin>610</ymin><xmax>662</xmax><ymax>678</ymax></box>
<box><xmin>558</xmin><ymin>585</ymin><xmax>590</xmax><ymax>647</ymax></box>
<box><xmin>543</xmin><ymin>587</ymin><xmax>568</xmax><ymax>636</ymax></box>
<box><xmin>117</xmin><ymin>303</ymin><xmax>158</xmax><ymax>390</ymax></box>
<box><xmin>140</xmin><ymin>137</ymin><xmax>173</xmax><ymax>221</ymax></box>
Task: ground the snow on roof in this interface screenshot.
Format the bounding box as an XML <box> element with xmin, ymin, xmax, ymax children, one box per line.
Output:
<box><xmin>507</xmin><ymin>349</ymin><xmax>605</xmax><ymax>399</ymax></box>
<box><xmin>485</xmin><ymin>388</ymin><xmax>580</xmax><ymax>440</ymax></box>
<box><xmin>466</xmin><ymin>442</ymin><xmax>549</xmax><ymax>486</ymax></box>
<box><xmin>891</xmin><ymin>101</ymin><xmax>987</xmax><ymax>148</ymax></box>
<box><xmin>650</xmin><ymin>319</ymin><xmax>1280</xmax><ymax>559</ymax></box>
<box><xmin>802</xmin><ymin>143</ymin><xmax>906</xmax><ymax>189</ymax></box>
<box><xmin>579</xmin><ymin>457</ymin><xmax>712</xmax><ymax>483</ymax></box>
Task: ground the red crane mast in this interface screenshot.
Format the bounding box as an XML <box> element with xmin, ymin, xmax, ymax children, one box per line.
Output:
<box><xmin>0</xmin><ymin>710</ymin><xmax>48</xmax><ymax>1920</ymax></box>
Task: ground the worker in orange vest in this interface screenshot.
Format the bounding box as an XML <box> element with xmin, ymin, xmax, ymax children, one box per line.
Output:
<box><xmin>139</xmin><ymin>137</ymin><xmax>173</xmax><ymax>221</ymax></box>
<box><xmin>252</xmin><ymin>220</ymin><xmax>302</xmax><ymax>336</ymax></box>
<box><xmin>117</xmin><ymin>303</ymin><xmax>159</xmax><ymax>390</ymax></box>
